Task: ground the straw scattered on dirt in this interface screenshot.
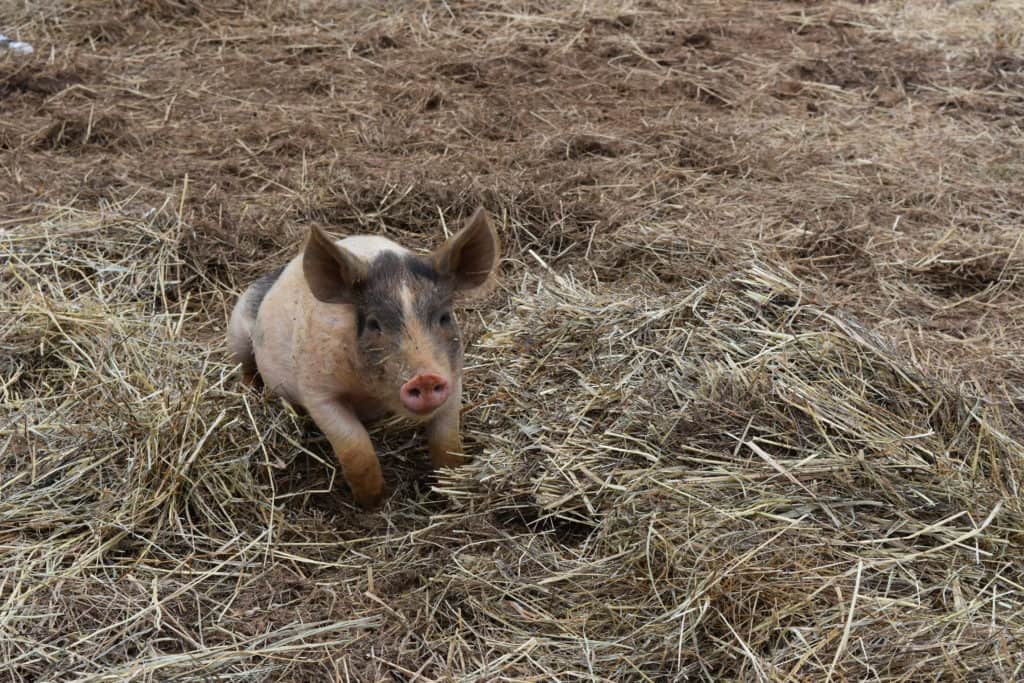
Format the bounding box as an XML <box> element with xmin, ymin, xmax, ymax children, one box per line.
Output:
<box><xmin>2</xmin><ymin>1</ymin><xmax>1023</xmax><ymax>680</ymax></box>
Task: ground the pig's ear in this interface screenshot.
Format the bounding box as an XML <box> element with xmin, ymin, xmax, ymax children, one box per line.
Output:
<box><xmin>303</xmin><ymin>226</ymin><xmax>367</xmax><ymax>303</ymax></box>
<box><xmin>432</xmin><ymin>207</ymin><xmax>500</xmax><ymax>291</ymax></box>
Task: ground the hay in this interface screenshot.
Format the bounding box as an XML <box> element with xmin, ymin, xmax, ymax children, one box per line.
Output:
<box><xmin>3</xmin><ymin>1</ymin><xmax>1024</xmax><ymax>680</ymax></box>
<box><xmin>3</xmin><ymin>205</ymin><xmax>1022</xmax><ymax>680</ymax></box>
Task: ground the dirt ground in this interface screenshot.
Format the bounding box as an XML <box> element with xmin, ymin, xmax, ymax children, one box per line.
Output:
<box><xmin>2</xmin><ymin>1</ymin><xmax>1023</xmax><ymax>681</ymax></box>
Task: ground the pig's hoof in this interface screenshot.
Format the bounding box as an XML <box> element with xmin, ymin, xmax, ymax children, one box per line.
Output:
<box><xmin>432</xmin><ymin>452</ymin><xmax>471</xmax><ymax>469</ymax></box>
<box><xmin>240</xmin><ymin>370</ymin><xmax>263</xmax><ymax>391</ymax></box>
<box><xmin>354</xmin><ymin>483</ymin><xmax>390</xmax><ymax>511</ymax></box>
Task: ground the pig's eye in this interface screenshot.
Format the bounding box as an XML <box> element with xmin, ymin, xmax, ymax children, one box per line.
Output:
<box><xmin>438</xmin><ymin>311</ymin><xmax>452</xmax><ymax>326</ymax></box>
<box><xmin>365</xmin><ymin>317</ymin><xmax>382</xmax><ymax>334</ymax></box>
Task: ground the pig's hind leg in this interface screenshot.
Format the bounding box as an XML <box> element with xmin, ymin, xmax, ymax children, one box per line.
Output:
<box><xmin>227</xmin><ymin>295</ymin><xmax>260</xmax><ymax>388</ymax></box>
<box><xmin>227</xmin><ymin>267</ymin><xmax>284</xmax><ymax>388</ymax></box>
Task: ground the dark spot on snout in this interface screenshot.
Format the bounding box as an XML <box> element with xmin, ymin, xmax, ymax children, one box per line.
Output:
<box><xmin>363</xmin><ymin>252</ymin><xmax>440</xmax><ymax>286</ymax></box>
<box><xmin>357</xmin><ymin>253</ymin><xmax>408</xmax><ymax>332</ymax></box>
<box><xmin>354</xmin><ymin>250</ymin><xmax>462</xmax><ymax>371</ymax></box>
<box><xmin>406</xmin><ymin>257</ymin><xmax>452</xmax><ymax>326</ymax></box>
<box><xmin>357</xmin><ymin>252</ymin><xmax>449</xmax><ymax>330</ymax></box>
<box><xmin>406</xmin><ymin>256</ymin><xmax>439</xmax><ymax>282</ymax></box>
<box><xmin>248</xmin><ymin>265</ymin><xmax>285</xmax><ymax>318</ymax></box>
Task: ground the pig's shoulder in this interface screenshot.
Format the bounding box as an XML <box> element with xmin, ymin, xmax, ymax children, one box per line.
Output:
<box><xmin>337</xmin><ymin>235</ymin><xmax>411</xmax><ymax>261</ymax></box>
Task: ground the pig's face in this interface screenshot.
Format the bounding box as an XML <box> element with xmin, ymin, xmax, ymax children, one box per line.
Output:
<box><xmin>348</xmin><ymin>252</ymin><xmax>462</xmax><ymax>418</ymax></box>
<box><xmin>303</xmin><ymin>208</ymin><xmax>500</xmax><ymax>420</ymax></box>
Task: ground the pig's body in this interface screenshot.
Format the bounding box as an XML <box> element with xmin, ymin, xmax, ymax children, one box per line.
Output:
<box><xmin>227</xmin><ymin>210</ymin><xmax>498</xmax><ymax>509</ymax></box>
<box><xmin>230</xmin><ymin>236</ymin><xmax>413</xmax><ymax>414</ymax></box>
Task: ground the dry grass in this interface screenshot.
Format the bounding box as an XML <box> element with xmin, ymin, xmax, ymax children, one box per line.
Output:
<box><xmin>2</xmin><ymin>0</ymin><xmax>1024</xmax><ymax>680</ymax></box>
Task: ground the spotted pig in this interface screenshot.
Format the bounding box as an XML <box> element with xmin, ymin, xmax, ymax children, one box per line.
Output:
<box><xmin>227</xmin><ymin>208</ymin><xmax>500</xmax><ymax>509</ymax></box>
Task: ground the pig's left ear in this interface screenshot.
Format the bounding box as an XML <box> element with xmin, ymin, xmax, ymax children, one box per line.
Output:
<box><xmin>432</xmin><ymin>207</ymin><xmax>500</xmax><ymax>292</ymax></box>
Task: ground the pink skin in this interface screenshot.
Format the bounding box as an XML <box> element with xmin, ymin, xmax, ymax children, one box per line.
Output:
<box><xmin>227</xmin><ymin>208</ymin><xmax>499</xmax><ymax>510</ymax></box>
<box><xmin>400</xmin><ymin>373</ymin><xmax>450</xmax><ymax>415</ymax></box>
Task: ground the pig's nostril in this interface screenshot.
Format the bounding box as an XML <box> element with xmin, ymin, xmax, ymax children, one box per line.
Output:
<box><xmin>400</xmin><ymin>373</ymin><xmax>449</xmax><ymax>414</ymax></box>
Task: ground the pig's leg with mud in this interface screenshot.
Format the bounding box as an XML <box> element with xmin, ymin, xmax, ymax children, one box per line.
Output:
<box><xmin>426</xmin><ymin>379</ymin><xmax>469</xmax><ymax>468</ymax></box>
<box><xmin>306</xmin><ymin>400</ymin><xmax>387</xmax><ymax>509</ymax></box>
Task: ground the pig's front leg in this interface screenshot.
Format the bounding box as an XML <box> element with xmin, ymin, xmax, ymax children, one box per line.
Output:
<box><xmin>426</xmin><ymin>380</ymin><xmax>469</xmax><ymax>468</ymax></box>
<box><xmin>306</xmin><ymin>400</ymin><xmax>387</xmax><ymax>509</ymax></box>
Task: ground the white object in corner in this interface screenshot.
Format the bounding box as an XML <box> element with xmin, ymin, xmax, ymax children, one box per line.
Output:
<box><xmin>0</xmin><ymin>33</ymin><xmax>34</xmax><ymax>55</ymax></box>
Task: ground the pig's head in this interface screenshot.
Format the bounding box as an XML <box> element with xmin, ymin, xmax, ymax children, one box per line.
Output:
<box><xmin>302</xmin><ymin>207</ymin><xmax>500</xmax><ymax>420</ymax></box>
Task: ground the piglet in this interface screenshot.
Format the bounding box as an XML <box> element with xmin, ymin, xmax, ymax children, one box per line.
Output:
<box><xmin>227</xmin><ymin>208</ymin><xmax>499</xmax><ymax>509</ymax></box>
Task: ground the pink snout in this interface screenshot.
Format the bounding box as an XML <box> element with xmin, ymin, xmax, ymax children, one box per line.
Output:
<box><xmin>400</xmin><ymin>373</ymin><xmax>450</xmax><ymax>415</ymax></box>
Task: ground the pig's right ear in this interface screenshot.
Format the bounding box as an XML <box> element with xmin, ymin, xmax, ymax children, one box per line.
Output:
<box><xmin>302</xmin><ymin>226</ymin><xmax>367</xmax><ymax>303</ymax></box>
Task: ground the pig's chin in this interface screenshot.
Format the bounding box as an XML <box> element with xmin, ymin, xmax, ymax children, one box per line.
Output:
<box><xmin>387</xmin><ymin>392</ymin><xmax>445</xmax><ymax>422</ymax></box>
<box><xmin>393</xmin><ymin>401</ymin><xmax>443</xmax><ymax>422</ymax></box>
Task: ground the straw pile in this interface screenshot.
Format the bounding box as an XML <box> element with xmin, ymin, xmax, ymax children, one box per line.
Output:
<box><xmin>2</xmin><ymin>0</ymin><xmax>1023</xmax><ymax>680</ymax></box>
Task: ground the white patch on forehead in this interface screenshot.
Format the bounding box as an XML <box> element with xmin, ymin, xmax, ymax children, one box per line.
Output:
<box><xmin>399</xmin><ymin>281</ymin><xmax>439</xmax><ymax>374</ymax></box>
<box><xmin>399</xmin><ymin>283</ymin><xmax>415</xmax><ymax>324</ymax></box>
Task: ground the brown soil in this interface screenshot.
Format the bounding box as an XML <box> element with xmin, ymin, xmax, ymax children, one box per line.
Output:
<box><xmin>2</xmin><ymin>1</ymin><xmax>1022</xmax><ymax>680</ymax></box>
